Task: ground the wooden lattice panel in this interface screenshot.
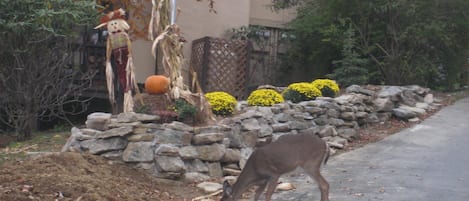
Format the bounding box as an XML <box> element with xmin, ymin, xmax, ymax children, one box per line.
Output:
<box><xmin>191</xmin><ymin>37</ymin><xmax>250</xmax><ymax>99</ymax></box>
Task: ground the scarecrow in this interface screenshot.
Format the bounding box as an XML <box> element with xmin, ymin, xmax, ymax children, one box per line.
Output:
<box><xmin>95</xmin><ymin>8</ymin><xmax>137</xmax><ymax>114</ymax></box>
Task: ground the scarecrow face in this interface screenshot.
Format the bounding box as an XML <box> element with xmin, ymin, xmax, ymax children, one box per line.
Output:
<box><xmin>108</xmin><ymin>19</ymin><xmax>123</xmax><ymax>34</ymax></box>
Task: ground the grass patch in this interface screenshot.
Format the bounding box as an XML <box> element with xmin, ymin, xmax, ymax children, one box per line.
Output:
<box><xmin>0</xmin><ymin>131</ymin><xmax>70</xmax><ymax>166</ymax></box>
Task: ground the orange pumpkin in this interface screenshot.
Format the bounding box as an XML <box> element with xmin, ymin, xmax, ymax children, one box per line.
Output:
<box><xmin>145</xmin><ymin>75</ymin><xmax>170</xmax><ymax>94</ymax></box>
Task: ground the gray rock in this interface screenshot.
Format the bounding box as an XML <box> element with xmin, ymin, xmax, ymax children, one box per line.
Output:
<box><xmin>377</xmin><ymin>112</ymin><xmax>392</xmax><ymax>122</ymax></box>
<box><xmin>355</xmin><ymin>112</ymin><xmax>368</xmax><ymax>119</ymax></box>
<box><xmin>100</xmin><ymin>150</ymin><xmax>123</xmax><ymax>160</ymax></box>
<box><xmin>327</xmin><ymin>142</ymin><xmax>344</xmax><ymax>149</ymax></box>
<box><xmin>155</xmin><ymin>144</ymin><xmax>180</xmax><ymax>156</ymax></box>
<box><xmin>116</xmin><ymin>112</ymin><xmax>138</xmax><ymax>123</ymax></box>
<box><xmin>271</xmin><ymin>123</ymin><xmax>290</xmax><ymax>132</ymax></box>
<box><xmin>164</xmin><ymin>121</ymin><xmax>194</xmax><ymax>132</ymax></box>
<box><xmin>184</xmin><ymin>172</ymin><xmax>210</xmax><ymax>183</ymax></box>
<box><xmin>61</xmin><ymin>127</ymin><xmax>83</xmax><ymax>152</ymax></box>
<box><xmin>85</xmin><ymin>112</ymin><xmax>111</xmax><ymax>131</ymax></box>
<box><xmin>404</xmin><ymin>85</ymin><xmax>430</xmax><ymax>95</ymax></box>
<box><xmin>241</xmin><ymin>118</ymin><xmax>261</xmax><ymax>131</ymax></box>
<box><xmin>392</xmin><ymin>108</ymin><xmax>417</xmax><ymax>120</ymax></box>
<box><xmin>373</xmin><ymin>97</ymin><xmax>395</xmax><ymax>112</ymax></box>
<box><xmin>122</xmin><ymin>142</ymin><xmax>154</xmax><ymax>162</ymax></box>
<box><xmin>223</xmin><ymin>167</ymin><xmax>242</xmax><ymax>176</ymax></box>
<box><xmin>304</xmin><ymin>106</ymin><xmax>325</xmax><ymax>115</ymax></box>
<box><xmin>80</xmin><ymin>128</ymin><xmax>102</xmax><ymax>139</ymax></box>
<box><xmin>128</xmin><ymin>133</ymin><xmax>155</xmax><ymax>142</ymax></box>
<box><xmin>378</xmin><ymin>86</ymin><xmax>403</xmax><ymax>101</ymax></box>
<box><xmin>401</xmin><ymin>90</ymin><xmax>420</xmax><ymax>106</ymax></box>
<box><xmin>345</xmin><ymin>85</ymin><xmax>374</xmax><ymax>96</ymax></box>
<box><xmin>329</xmin><ymin>136</ymin><xmax>348</xmax><ymax>146</ymax></box>
<box><xmin>192</xmin><ymin>133</ymin><xmax>225</xmax><ymax>145</ymax></box>
<box><xmin>196</xmin><ymin>182</ymin><xmax>223</xmax><ymax>193</ymax></box>
<box><xmin>95</xmin><ymin>126</ymin><xmax>133</xmax><ymax>139</ymax></box>
<box><xmin>207</xmin><ymin>162</ymin><xmax>223</xmax><ymax>177</ymax></box>
<box><xmin>256</xmin><ymin>107</ymin><xmax>274</xmax><ymax>120</ymax></box>
<box><xmin>134</xmin><ymin>113</ymin><xmax>160</xmax><ymax>122</ymax></box>
<box><xmin>399</xmin><ymin>105</ymin><xmax>426</xmax><ymax>115</ymax></box>
<box><xmin>424</xmin><ymin>94</ymin><xmax>434</xmax><ymax>104</ymax></box>
<box><xmin>133</xmin><ymin>123</ymin><xmax>162</xmax><ymax>134</ymax></box>
<box><xmin>326</xmin><ymin>109</ymin><xmax>340</xmax><ymax>118</ymax></box>
<box><xmin>179</xmin><ymin>146</ymin><xmax>199</xmax><ymax>159</ymax></box>
<box><xmin>153</xmin><ymin>128</ymin><xmax>193</xmax><ymax>146</ymax></box>
<box><xmin>319</xmin><ymin>126</ymin><xmax>337</xmax><ymax>138</ymax></box>
<box><xmin>108</xmin><ymin>121</ymin><xmax>141</xmax><ymax>128</ymax></box>
<box><xmin>193</xmin><ymin>125</ymin><xmax>230</xmax><ymax>134</ymax></box>
<box><xmin>328</xmin><ymin>118</ymin><xmax>345</xmax><ymax>126</ymax></box>
<box><xmin>314</xmin><ymin>115</ymin><xmax>329</xmax><ymax>126</ymax></box>
<box><xmin>81</xmin><ymin>137</ymin><xmax>127</xmax><ymax>155</ymax></box>
<box><xmin>155</xmin><ymin>156</ymin><xmax>186</xmax><ymax>173</ymax></box>
<box><xmin>152</xmin><ymin>171</ymin><xmax>183</xmax><ymax>180</ymax></box>
<box><xmin>71</xmin><ymin>127</ymin><xmax>94</xmax><ymax>141</ymax></box>
<box><xmin>258</xmin><ymin>124</ymin><xmax>273</xmax><ymax>137</ymax></box>
<box><xmin>134</xmin><ymin>162</ymin><xmax>155</xmax><ymax>170</ymax></box>
<box><xmin>195</xmin><ymin>144</ymin><xmax>226</xmax><ymax>161</ymax></box>
<box><xmin>273</xmin><ymin>113</ymin><xmax>294</xmax><ymax>123</ymax></box>
<box><xmin>241</xmin><ymin>130</ymin><xmax>258</xmax><ymax>147</ymax></box>
<box><xmin>221</xmin><ymin>148</ymin><xmax>241</xmax><ymax>163</ymax></box>
<box><xmin>337</xmin><ymin>128</ymin><xmax>358</xmax><ymax>141</ymax></box>
<box><xmin>238</xmin><ymin>109</ymin><xmax>262</xmax><ymax>120</ymax></box>
<box><xmin>340</xmin><ymin>112</ymin><xmax>356</xmax><ymax>121</ymax></box>
<box><xmin>185</xmin><ymin>159</ymin><xmax>208</xmax><ymax>173</ymax></box>
<box><xmin>224</xmin><ymin>126</ymin><xmax>243</xmax><ymax>148</ymax></box>
<box><xmin>290</xmin><ymin>120</ymin><xmax>314</xmax><ymax>130</ymax></box>
<box><xmin>256</xmin><ymin>136</ymin><xmax>273</xmax><ymax>147</ymax></box>
<box><xmin>309</xmin><ymin>100</ymin><xmax>341</xmax><ymax>110</ymax></box>
<box><xmin>415</xmin><ymin>102</ymin><xmax>430</xmax><ymax>110</ymax></box>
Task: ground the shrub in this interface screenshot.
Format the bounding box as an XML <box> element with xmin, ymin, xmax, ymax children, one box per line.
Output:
<box><xmin>247</xmin><ymin>89</ymin><xmax>284</xmax><ymax>106</ymax></box>
<box><xmin>174</xmin><ymin>99</ymin><xmax>197</xmax><ymax>121</ymax></box>
<box><xmin>282</xmin><ymin>82</ymin><xmax>322</xmax><ymax>103</ymax></box>
<box><xmin>205</xmin><ymin>91</ymin><xmax>237</xmax><ymax>115</ymax></box>
<box><xmin>311</xmin><ymin>79</ymin><xmax>340</xmax><ymax>97</ymax></box>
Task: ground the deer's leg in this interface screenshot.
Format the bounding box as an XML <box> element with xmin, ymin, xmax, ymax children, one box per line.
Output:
<box><xmin>253</xmin><ymin>180</ymin><xmax>267</xmax><ymax>201</ymax></box>
<box><xmin>264</xmin><ymin>176</ymin><xmax>280</xmax><ymax>201</ymax></box>
<box><xmin>302</xmin><ymin>163</ymin><xmax>329</xmax><ymax>201</ymax></box>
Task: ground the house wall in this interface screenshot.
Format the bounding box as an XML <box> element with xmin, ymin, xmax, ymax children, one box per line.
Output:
<box><xmin>175</xmin><ymin>0</ymin><xmax>250</xmax><ymax>80</ymax></box>
<box><xmin>249</xmin><ymin>0</ymin><xmax>296</xmax><ymax>28</ymax></box>
<box><xmin>131</xmin><ymin>0</ymin><xmax>296</xmax><ymax>84</ymax></box>
<box><xmin>133</xmin><ymin>40</ymin><xmax>156</xmax><ymax>83</ymax></box>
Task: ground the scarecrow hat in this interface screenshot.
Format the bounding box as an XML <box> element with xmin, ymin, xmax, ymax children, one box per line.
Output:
<box><xmin>94</xmin><ymin>8</ymin><xmax>127</xmax><ymax>29</ymax></box>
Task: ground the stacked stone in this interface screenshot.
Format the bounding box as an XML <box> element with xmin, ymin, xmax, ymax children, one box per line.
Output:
<box><xmin>62</xmin><ymin>85</ymin><xmax>441</xmax><ymax>182</ymax></box>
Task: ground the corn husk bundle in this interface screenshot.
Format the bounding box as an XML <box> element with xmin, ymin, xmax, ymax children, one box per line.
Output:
<box><xmin>149</xmin><ymin>0</ymin><xmax>215</xmax><ymax>123</ymax></box>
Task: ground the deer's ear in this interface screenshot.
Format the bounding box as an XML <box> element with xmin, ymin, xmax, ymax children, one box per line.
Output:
<box><xmin>223</xmin><ymin>180</ymin><xmax>233</xmax><ymax>196</ymax></box>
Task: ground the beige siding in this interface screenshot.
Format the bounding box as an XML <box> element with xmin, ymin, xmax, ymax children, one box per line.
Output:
<box><xmin>176</xmin><ymin>0</ymin><xmax>251</xmax><ymax>79</ymax></box>
<box><xmin>132</xmin><ymin>40</ymin><xmax>156</xmax><ymax>83</ymax></box>
<box><xmin>132</xmin><ymin>0</ymin><xmax>296</xmax><ymax>84</ymax></box>
<box><xmin>249</xmin><ymin>0</ymin><xmax>296</xmax><ymax>28</ymax></box>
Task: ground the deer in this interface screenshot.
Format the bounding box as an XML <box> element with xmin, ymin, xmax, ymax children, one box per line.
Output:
<box><xmin>221</xmin><ymin>131</ymin><xmax>330</xmax><ymax>201</ymax></box>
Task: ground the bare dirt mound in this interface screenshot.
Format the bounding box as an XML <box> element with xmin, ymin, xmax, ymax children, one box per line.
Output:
<box><xmin>0</xmin><ymin>152</ymin><xmax>202</xmax><ymax>201</ymax></box>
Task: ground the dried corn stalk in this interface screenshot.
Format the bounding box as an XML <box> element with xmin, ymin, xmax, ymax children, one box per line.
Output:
<box><xmin>149</xmin><ymin>0</ymin><xmax>215</xmax><ymax>123</ymax></box>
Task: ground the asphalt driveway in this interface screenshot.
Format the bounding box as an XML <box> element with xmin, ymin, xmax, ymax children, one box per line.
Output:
<box><xmin>272</xmin><ymin>97</ymin><xmax>469</xmax><ymax>201</ymax></box>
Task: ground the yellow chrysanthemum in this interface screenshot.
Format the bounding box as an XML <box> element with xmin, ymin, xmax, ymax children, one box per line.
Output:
<box><xmin>287</xmin><ymin>82</ymin><xmax>322</xmax><ymax>98</ymax></box>
<box><xmin>311</xmin><ymin>79</ymin><xmax>340</xmax><ymax>97</ymax></box>
<box><xmin>247</xmin><ymin>89</ymin><xmax>284</xmax><ymax>106</ymax></box>
<box><xmin>282</xmin><ymin>82</ymin><xmax>321</xmax><ymax>103</ymax></box>
<box><xmin>205</xmin><ymin>91</ymin><xmax>237</xmax><ymax>115</ymax></box>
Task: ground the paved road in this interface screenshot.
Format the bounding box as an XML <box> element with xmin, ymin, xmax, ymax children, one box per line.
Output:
<box><xmin>272</xmin><ymin>97</ymin><xmax>469</xmax><ymax>201</ymax></box>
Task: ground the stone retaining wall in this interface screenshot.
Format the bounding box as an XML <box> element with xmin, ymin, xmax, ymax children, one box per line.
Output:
<box><xmin>62</xmin><ymin>85</ymin><xmax>440</xmax><ymax>182</ymax></box>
